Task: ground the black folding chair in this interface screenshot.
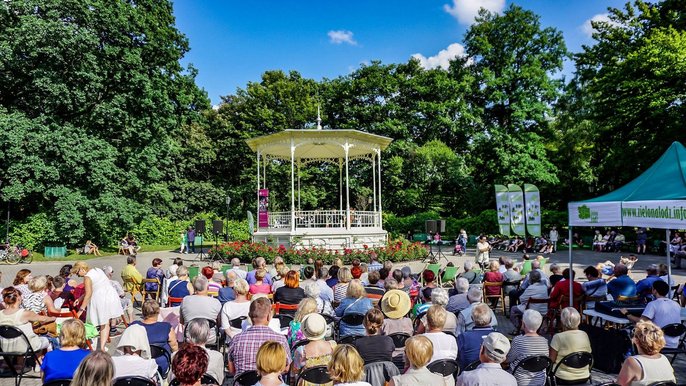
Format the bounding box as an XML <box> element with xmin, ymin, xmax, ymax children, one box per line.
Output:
<box><xmin>42</xmin><ymin>380</ymin><xmax>72</xmax><ymax>386</ymax></box>
<box><xmin>647</xmin><ymin>382</ymin><xmax>677</xmax><ymax>386</ymax></box>
<box><xmin>113</xmin><ymin>376</ymin><xmax>157</xmax><ymax>386</ymax></box>
<box><xmin>338</xmin><ymin>335</ymin><xmax>363</xmax><ymax>345</ymax></box>
<box><xmin>462</xmin><ymin>360</ymin><xmax>480</xmax><ymax>372</ymax></box>
<box><xmin>660</xmin><ymin>323</ymin><xmax>686</xmax><ymax>364</ymax></box>
<box><xmin>511</xmin><ymin>355</ymin><xmax>552</xmax><ymax>385</ymax></box>
<box><xmin>185</xmin><ymin>318</ymin><xmax>221</xmax><ymax>350</ymax></box>
<box><xmin>170</xmin><ymin>373</ymin><xmax>220</xmax><ymax>386</ymax></box>
<box><xmin>427</xmin><ymin>359</ymin><xmax>460</xmax><ymax>381</ymax></box>
<box><xmin>335</xmin><ymin>313</ymin><xmax>365</xmax><ymax>342</ymax></box>
<box><xmin>229</xmin><ymin>316</ymin><xmax>247</xmax><ymax>329</ymax></box>
<box><xmin>149</xmin><ymin>344</ymin><xmax>171</xmax><ymax>379</ymax></box>
<box><xmin>549</xmin><ymin>351</ymin><xmax>593</xmax><ymax>386</ymax></box>
<box><xmin>0</xmin><ymin>325</ymin><xmax>43</xmax><ymax>386</ymax></box>
<box><xmin>291</xmin><ymin>339</ymin><xmax>310</xmax><ymax>352</ymax></box>
<box><xmin>388</xmin><ymin>332</ymin><xmax>410</xmax><ymax>348</ymax></box>
<box><xmin>233</xmin><ymin>370</ymin><xmax>260</xmax><ymax>386</ymax></box>
<box><xmin>296</xmin><ymin>365</ymin><xmax>331</xmax><ymax>385</ymax></box>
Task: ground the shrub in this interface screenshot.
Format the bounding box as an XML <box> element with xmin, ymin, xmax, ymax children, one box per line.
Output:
<box><xmin>209</xmin><ymin>239</ymin><xmax>428</xmax><ymax>265</ymax></box>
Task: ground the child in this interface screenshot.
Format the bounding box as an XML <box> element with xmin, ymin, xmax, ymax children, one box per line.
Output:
<box><xmin>254</xmin><ymin>341</ymin><xmax>288</xmax><ymax>386</ymax></box>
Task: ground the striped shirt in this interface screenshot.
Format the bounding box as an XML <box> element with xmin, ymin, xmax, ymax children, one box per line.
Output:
<box><xmin>506</xmin><ymin>335</ymin><xmax>549</xmax><ymax>386</ymax></box>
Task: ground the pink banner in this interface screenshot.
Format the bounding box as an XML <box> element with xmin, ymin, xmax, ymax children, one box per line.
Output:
<box><xmin>258</xmin><ymin>189</ymin><xmax>269</xmax><ymax>228</ymax></box>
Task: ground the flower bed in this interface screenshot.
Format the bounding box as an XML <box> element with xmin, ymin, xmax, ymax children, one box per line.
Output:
<box><xmin>209</xmin><ymin>239</ymin><xmax>428</xmax><ymax>265</ymax></box>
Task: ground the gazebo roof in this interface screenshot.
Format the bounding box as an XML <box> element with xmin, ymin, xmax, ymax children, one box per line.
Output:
<box><xmin>245</xmin><ymin>129</ymin><xmax>393</xmax><ymax>160</ymax></box>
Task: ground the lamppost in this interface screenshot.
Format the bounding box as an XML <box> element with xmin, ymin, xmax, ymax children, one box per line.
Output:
<box><xmin>230</xmin><ymin>195</ymin><xmax>231</xmax><ymax>243</ymax></box>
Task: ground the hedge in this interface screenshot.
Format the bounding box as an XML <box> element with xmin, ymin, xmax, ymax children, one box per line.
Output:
<box><xmin>209</xmin><ymin>239</ymin><xmax>429</xmax><ymax>265</ymax></box>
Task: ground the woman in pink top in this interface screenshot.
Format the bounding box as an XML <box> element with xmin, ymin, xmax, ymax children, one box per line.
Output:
<box><xmin>249</xmin><ymin>269</ymin><xmax>272</xmax><ymax>295</ymax></box>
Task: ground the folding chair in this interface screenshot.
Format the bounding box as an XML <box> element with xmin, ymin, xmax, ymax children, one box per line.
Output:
<box><xmin>113</xmin><ymin>376</ymin><xmax>156</xmax><ymax>386</ymax></box>
<box><xmin>42</xmin><ymin>380</ymin><xmax>72</xmax><ymax>386</ymax></box>
<box><xmin>660</xmin><ymin>323</ymin><xmax>686</xmax><ymax>364</ymax></box>
<box><xmin>513</xmin><ymin>297</ymin><xmax>550</xmax><ymax>335</ymax></box>
<box><xmin>422</xmin><ymin>263</ymin><xmax>441</xmax><ymax>285</ymax></box>
<box><xmin>291</xmin><ymin>339</ymin><xmax>310</xmax><ymax>352</ymax></box>
<box><xmin>229</xmin><ymin>316</ymin><xmax>247</xmax><ymax>330</ymax></box>
<box><xmin>141</xmin><ymin>278</ymin><xmax>161</xmax><ymax>301</ymax></box>
<box><xmin>549</xmin><ymin>351</ymin><xmax>593</xmax><ymax>386</ymax></box>
<box><xmin>233</xmin><ymin>370</ymin><xmax>260</xmax><ymax>386</ymax></box>
<box><xmin>366</xmin><ymin>292</ymin><xmax>383</xmax><ymax>307</ymax></box>
<box><xmin>188</xmin><ymin>266</ymin><xmax>200</xmax><ymax>280</ymax></box>
<box><xmin>511</xmin><ymin>355</ymin><xmax>552</xmax><ymax>385</ymax></box>
<box><xmin>441</xmin><ymin>266</ymin><xmax>459</xmax><ymax>287</ymax></box>
<box><xmin>338</xmin><ymin>334</ymin><xmax>363</xmax><ymax>345</ymax></box>
<box><xmin>149</xmin><ymin>344</ymin><xmax>171</xmax><ymax>379</ymax></box>
<box><xmin>122</xmin><ymin>278</ymin><xmax>144</xmax><ymax>308</ymax></box>
<box><xmin>276</xmin><ymin>314</ymin><xmax>294</xmax><ymax>330</ymax></box>
<box><xmin>482</xmin><ymin>281</ymin><xmax>505</xmax><ymax>315</ymax></box>
<box><xmin>334</xmin><ymin>313</ymin><xmax>365</xmax><ymax>342</ymax></box>
<box><xmin>273</xmin><ymin>302</ymin><xmax>299</xmax><ymax>316</ymax></box>
<box><xmin>388</xmin><ymin>333</ymin><xmax>410</xmax><ymax>349</ymax></box>
<box><xmin>169</xmin><ymin>373</ymin><xmax>219</xmax><ymax>386</ymax></box>
<box><xmin>462</xmin><ymin>360</ymin><xmax>480</xmax><ymax>372</ymax></box>
<box><xmin>427</xmin><ymin>359</ymin><xmax>460</xmax><ymax>381</ymax></box>
<box><xmin>296</xmin><ymin>365</ymin><xmax>330</xmax><ymax>385</ymax></box>
<box><xmin>185</xmin><ymin>318</ymin><xmax>220</xmax><ymax>350</ymax></box>
<box><xmin>167</xmin><ymin>296</ymin><xmax>184</xmax><ymax>307</ymax></box>
<box><xmin>0</xmin><ymin>325</ymin><xmax>44</xmax><ymax>386</ymax></box>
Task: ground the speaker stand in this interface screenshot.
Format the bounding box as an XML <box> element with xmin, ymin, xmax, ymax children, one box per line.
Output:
<box><xmin>195</xmin><ymin>233</ymin><xmax>207</xmax><ymax>261</ymax></box>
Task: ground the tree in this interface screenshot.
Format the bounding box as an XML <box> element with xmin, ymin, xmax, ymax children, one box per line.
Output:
<box><xmin>464</xmin><ymin>4</ymin><xmax>568</xmax><ymax>193</ymax></box>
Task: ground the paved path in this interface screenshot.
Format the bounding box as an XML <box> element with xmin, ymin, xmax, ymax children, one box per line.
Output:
<box><xmin>1</xmin><ymin>246</ymin><xmax>685</xmax><ymax>385</ymax></box>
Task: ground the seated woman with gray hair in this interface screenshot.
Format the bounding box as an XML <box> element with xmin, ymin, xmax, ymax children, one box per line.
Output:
<box><xmin>504</xmin><ymin>309</ymin><xmax>549</xmax><ymax>385</ymax></box>
<box><xmin>303</xmin><ymin>281</ymin><xmax>334</xmax><ymax>316</ymax></box>
<box><xmin>103</xmin><ymin>266</ymin><xmax>134</xmax><ymax>324</ymax></box>
<box><xmin>458</xmin><ymin>261</ymin><xmax>482</xmax><ymax>285</ymax></box>
<box><xmin>415</xmin><ymin>287</ymin><xmax>456</xmax><ymax>334</ymax></box>
<box><xmin>171</xmin><ymin>318</ymin><xmax>225</xmax><ymax>385</ymax></box>
<box><xmin>549</xmin><ymin>307</ymin><xmax>592</xmax><ymax>384</ymax></box>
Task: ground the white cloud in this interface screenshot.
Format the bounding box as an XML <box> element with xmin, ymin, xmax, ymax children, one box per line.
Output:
<box><xmin>327</xmin><ymin>30</ymin><xmax>357</xmax><ymax>45</ymax></box>
<box><xmin>581</xmin><ymin>13</ymin><xmax>621</xmax><ymax>38</ymax></box>
<box><xmin>443</xmin><ymin>0</ymin><xmax>506</xmax><ymax>25</ymax></box>
<box><xmin>412</xmin><ymin>43</ymin><xmax>467</xmax><ymax>70</ymax></box>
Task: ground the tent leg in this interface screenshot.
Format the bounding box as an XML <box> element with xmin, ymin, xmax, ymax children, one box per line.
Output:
<box><xmin>569</xmin><ymin>226</ymin><xmax>573</xmax><ymax>307</ymax></box>
<box><xmin>667</xmin><ymin>229</ymin><xmax>673</xmax><ymax>298</ymax></box>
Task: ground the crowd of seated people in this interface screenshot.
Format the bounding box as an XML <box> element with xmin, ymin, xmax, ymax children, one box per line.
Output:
<box><xmin>0</xmin><ymin>252</ymin><xmax>682</xmax><ymax>386</ymax></box>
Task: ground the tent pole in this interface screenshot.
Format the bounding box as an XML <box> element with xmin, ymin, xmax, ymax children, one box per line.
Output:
<box><xmin>569</xmin><ymin>226</ymin><xmax>573</xmax><ymax>307</ymax></box>
<box><xmin>666</xmin><ymin>229</ymin><xmax>672</xmax><ymax>298</ymax></box>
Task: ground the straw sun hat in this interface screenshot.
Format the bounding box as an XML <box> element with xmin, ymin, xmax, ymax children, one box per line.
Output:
<box><xmin>381</xmin><ymin>289</ymin><xmax>411</xmax><ymax>319</ymax></box>
<box><xmin>301</xmin><ymin>313</ymin><xmax>328</xmax><ymax>341</ymax></box>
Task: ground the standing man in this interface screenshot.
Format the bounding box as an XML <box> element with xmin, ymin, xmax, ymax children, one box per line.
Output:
<box><xmin>475</xmin><ymin>236</ymin><xmax>491</xmax><ymax>268</ymax></box>
<box><xmin>549</xmin><ymin>226</ymin><xmax>559</xmax><ymax>253</ymax></box>
<box><xmin>187</xmin><ymin>226</ymin><xmax>196</xmax><ymax>253</ymax></box>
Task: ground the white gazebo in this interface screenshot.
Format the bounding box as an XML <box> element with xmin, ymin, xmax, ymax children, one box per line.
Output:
<box><xmin>245</xmin><ymin>128</ymin><xmax>393</xmax><ymax>250</ymax></box>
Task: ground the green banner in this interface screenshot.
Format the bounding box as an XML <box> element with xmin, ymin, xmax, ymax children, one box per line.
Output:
<box><xmin>494</xmin><ymin>185</ymin><xmax>511</xmax><ymax>236</ymax></box>
<box><xmin>508</xmin><ymin>184</ymin><xmax>526</xmax><ymax>236</ymax></box>
<box><xmin>524</xmin><ymin>184</ymin><xmax>541</xmax><ymax>236</ymax></box>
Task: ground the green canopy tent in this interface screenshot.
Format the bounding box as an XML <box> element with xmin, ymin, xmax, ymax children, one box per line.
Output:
<box><xmin>567</xmin><ymin>141</ymin><xmax>686</xmax><ymax>302</ymax></box>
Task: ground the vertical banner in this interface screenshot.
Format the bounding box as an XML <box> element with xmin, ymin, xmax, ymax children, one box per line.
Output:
<box><xmin>258</xmin><ymin>189</ymin><xmax>269</xmax><ymax>228</ymax></box>
<box><xmin>494</xmin><ymin>185</ymin><xmax>511</xmax><ymax>236</ymax></box>
<box><xmin>524</xmin><ymin>184</ymin><xmax>541</xmax><ymax>236</ymax></box>
<box><xmin>508</xmin><ymin>184</ymin><xmax>526</xmax><ymax>236</ymax></box>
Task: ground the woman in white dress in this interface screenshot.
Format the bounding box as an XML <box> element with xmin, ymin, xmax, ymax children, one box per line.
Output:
<box><xmin>72</xmin><ymin>261</ymin><xmax>124</xmax><ymax>350</ymax></box>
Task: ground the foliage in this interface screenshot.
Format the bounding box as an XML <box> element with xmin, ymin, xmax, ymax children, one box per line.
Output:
<box><xmin>209</xmin><ymin>239</ymin><xmax>428</xmax><ymax>265</ymax></box>
<box><xmin>8</xmin><ymin>213</ymin><xmax>58</xmax><ymax>250</ymax></box>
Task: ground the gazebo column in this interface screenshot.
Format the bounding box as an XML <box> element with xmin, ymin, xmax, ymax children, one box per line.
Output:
<box><xmin>297</xmin><ymin>160</ymin><xmax>301</xmax><ymax>211</ymax></box>
<box><xmin>338</xmin><ymin>159</ymin><xmax>343</xmax><ymax>212</ymax></box>
<box><xmin>372</xmin><ymin>154</ymin><xmax>377</xmax><ymax>226</ymax></box>
<box><xmin>256</xmin><ymin>150</ymin><xmax>261</xmax><ymax>229</ymax></box>
<box><xmin>377</xmin><ymin>148</ymin><xmax>383</xmax><ymax>228</ymax></box>
<box><xmin>345</xmin><ymin>142</ymin><xmax>350</xmax><ymax>230</ymax></box>
<box><xmin>290</xmin><ymin>139</ymin><xmax>296</xmax><ymax>232</ymax></box>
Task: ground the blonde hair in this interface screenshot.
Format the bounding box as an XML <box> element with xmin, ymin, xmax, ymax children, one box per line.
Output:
<box><xmin>426</xmin><ymin>304</ymin><xmax>447</xmax><ymax>330</ymax></box>
<box><xmin>256</xmin><ymin>341</ymin><xmax>288</xmax><ymax>376</ymax></box>
<box><xmin>405</xmin><ymin>335</ymin><xmax>433</xmax><ymax>368</ymax></box>
<box><xmin>328</xmin><ymin>344</ymin><xmax>365</xmax><ymax>383</ymax></box>
<box><xmin>28</xmin><ymin>276</ymin><xmax>48</xmax><ymax>292</ymax></box>
<box><xmin>255</xmin><ymin>268</ymin><xmax>266</xmax><ymax>281</ymax></box>
<box><xmin>233</xmin><ymin>279</ymin><xmax>249</xmax><ymax>295</ymax></box>
<box><xmin>277</xmin><ymin>265</ymin><xmax>289</xmax><ymax>278</ymax></box>
<box><xmin>71</xmin><ymin>350</ymin><xmax>114</xmax><ymax>386</ymax></box>
<box><xmin>294</xmin><ymin>298</ymin><xmax>317</xmax><ymax>323</ymax></box>
<box><xmin>633</xmin><ymin>320</ymin><xmax>666</xmax><ymax>355</ymax></box>
<box><xmin>338</xmin><ymin>267</ymin><xmax>353</xmax><ymax>283</ymax></box>
<box><xmin>489</xmin><ymin>260</ymin><xmax>500</xmax><ymax>272</ymax></box>
<box><xmin>71</xmin><ymin>261</ymin><xmax>90</xmax><ymax>274</ymax></box>
<box><xmin>60</xmin><ymin>318</ymin><xmax>86</xmax><ymax>348</ymax></box>
<box><xmin>346</xmin><ymin>279</ymin><xmax>366</xmax><ymax>299</ymax></box>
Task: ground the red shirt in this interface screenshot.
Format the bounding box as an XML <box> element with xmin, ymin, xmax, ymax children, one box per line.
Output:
<box><xmin>549</xmin><ymin>279</ymin><xmax>584</xmax><ymax>309</ymax></box>
<box><xmin>483</xmin><ymin>271</ymin><xmax>504</xmax><ymax>295</ymax></box>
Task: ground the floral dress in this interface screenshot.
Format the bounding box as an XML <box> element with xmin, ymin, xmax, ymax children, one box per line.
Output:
<box><xmin>292</xmin><ymin>341</ymin><xmax>337</xmax><ymax>386</ymax></box>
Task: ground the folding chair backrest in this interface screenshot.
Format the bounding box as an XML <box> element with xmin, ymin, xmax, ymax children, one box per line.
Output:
<box><xmin>463</xmin><ymin>360</ymin><xmax>480</xmax><ymax>372</ymax></box>
<box><xmin>341</xmin><ymin>313</ymin><xmax>365</xmax><ymax>326</ymax></box>
<box><xmin>513</xmin><ymin>355</ymin><xmax>552</xmax><ymax>375</ymax></box>
<box><xmin>646</xmin><ymin>382</ymin><xmax>677</xmax><ymax>386</ymax></box>
<box><xmin>188</xmin><ymin>266</ymin><xmax>200</xmax><ymax>280</ymax></box>
<box><xmin>200</xmin><ymin>373</ymin><xmax>220</xmax><ymax>385</ymax></box>
<box><xmin>662</xmin><ymin>323</ymin><xmax>686</xmax><ymax>338</ymax></box>
<box><xmin>525</xmin><ymin>297</ymin><xmax>549</xmax><ymax>309</ymax></box>
<box><xmin>0</xmin><ymin>325</ymin><xmax>32</xmax><ymax>354</ymax></box>
<box><xmin>427</xmin><ymin>359</ymin><xmax>460</xmax><ymax>379</ymax></box>
<box><xmin>273</xmin><ymin>303</ymin><xmax>299</xmax><ymax>315</ymax></box>
<box><xmin>113</xmin><ymin>376</ymin><xmax>156</xmax><ymax>386</ymax></box>
<box><xmin>234</xmin><ymin>370</ymin><xmax>260</xmax><ymax>386</ymax></box>
<box><xmin>297</xmin><ymin>365</ymin><xmax>331</xmax><ymax>385</ymax></box>
<box><xmin>42</xmin><ymin>379</ymin><xmax>73</xmax><ymax>386</ymax></box>
<box><xmin>338</xmin><ymin>335</ymin><xmax>362</xmax><ymax>345</ymax></box>
<box><xmin>276</xmin><ymin>314</ymin><xmax>294</xmax><ymax>329</ymax></box>
<box><xmin>388</xmin><ymin>333</ymin><xmax>410</xmax><ymax>349</ymax></box>
<box><xmin>229</xmin><ymin>316</ymin><xmax>247</xmax><ymax>329</ymax></box>
<box><xmin>442</xmin><ymin>266</ymin><xmax>459</xmax><ymax>283</ymax></box>
<box><xmin>552</xmin><ymin>351</ymin><xmax>593</xmax><ymax>381</ymax></box>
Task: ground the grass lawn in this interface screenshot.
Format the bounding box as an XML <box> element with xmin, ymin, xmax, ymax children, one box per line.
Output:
<box><xmin>32</xmin><ymin>245</ymin><xmax>178</xmax><ymax>262</ymax></box>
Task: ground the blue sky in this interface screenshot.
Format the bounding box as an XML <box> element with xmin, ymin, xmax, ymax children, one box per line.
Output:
<box><xmin>173</xmin><ymin>0</ymin><xmax>627</xmax><ymax>105</ymax></box>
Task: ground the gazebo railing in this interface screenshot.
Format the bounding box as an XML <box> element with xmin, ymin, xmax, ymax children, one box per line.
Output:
<box><xmin>266</xmin><ymin>210</ymin><xmax>380</xmax><ymax>229</ymax></box>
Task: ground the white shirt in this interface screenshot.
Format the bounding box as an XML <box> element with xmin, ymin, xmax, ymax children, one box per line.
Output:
<box><xmin>422</xmin><ymin>331</ymin><xmax>458</xmax><ymax>363</ymax></box>
<box><xmin>457</xmin><ymin>363</ymin><xmax>517</xmax><ymax>386</ymax></box>
<box><xmin>112</xmin><ymin>354</ymin><xmax>158</xmax><ymax>380</ymax></box>
<box><xmin>642</xmin><ymin>297</ymin><xmax>681</xmax><ymax>348</ymax></box>
<box><xmin>220</xmin><ymin>301</ymin><xmax>251</xmax><ymax>337</ymax></box>
<box><xmin>229</xmin><ymin>267</ymin><xmax>247</xmax><ymax>280</ymax></box>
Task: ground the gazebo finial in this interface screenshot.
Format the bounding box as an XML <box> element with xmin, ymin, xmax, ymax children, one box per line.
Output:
<box><xmin>316</xmin><ymin>105</ymin><xmax>322</xmax><ymax>130</ymax></box>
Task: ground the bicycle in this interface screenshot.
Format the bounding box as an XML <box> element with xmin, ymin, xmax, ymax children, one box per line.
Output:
<box><xmin>0</xmin><ymin>243</ymin><xmax>32</xmax><ymax>265</ymax></box>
